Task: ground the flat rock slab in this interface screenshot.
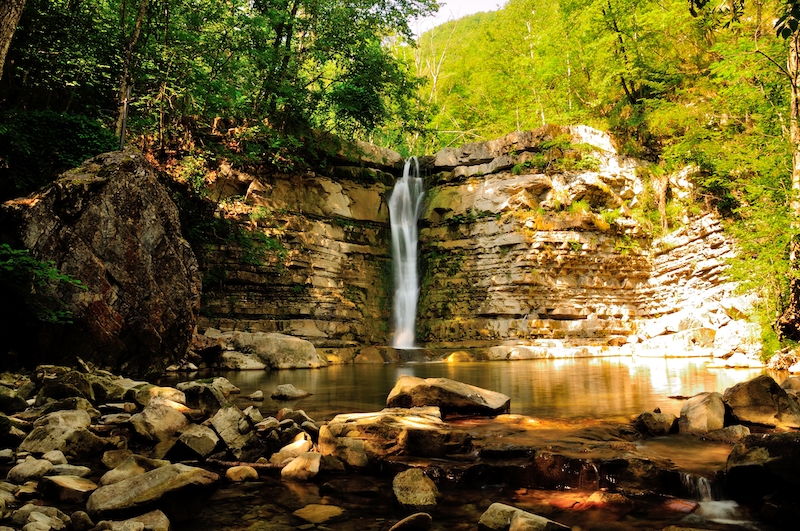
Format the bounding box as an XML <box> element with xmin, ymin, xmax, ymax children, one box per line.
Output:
<box><xmin>293</xmin><ymin>504</ymin><xmax>343</xmax><ymax>524</ymax></box>
<box><xmin>386</xmin><ymin>375</ymin><xmax>510</xmax><ymax>416</ymax></box>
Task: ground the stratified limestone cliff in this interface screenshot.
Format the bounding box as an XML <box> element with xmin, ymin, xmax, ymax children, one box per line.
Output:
<box><xmin>198</xmin><ymin>126</ymin><xmax>761</xmax><ymax>363</ymax></box>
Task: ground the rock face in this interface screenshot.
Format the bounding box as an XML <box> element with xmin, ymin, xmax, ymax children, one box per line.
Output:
<box><xmin>0</xmin><ymin>149</ymin><xmax>201</xmax><ymax>377</ymax></box>
<box><xmin>193</xmin><ymin>126</ymin><xmax>756</xmax><ymax>360</ymax></box>
<box><xmin>386</xmin><ymin>375</ymin><xmax>511</xmax><ymax>416</ymax></box>
<box><xmin>723</xmin><ymin>374</ymin><xmax>800</xmax><ymax>428</ymax></box>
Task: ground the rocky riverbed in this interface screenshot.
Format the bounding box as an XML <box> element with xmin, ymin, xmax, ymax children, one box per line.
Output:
<box><xmin>1</xmin><ymin>366</ymin><xmax>799</xmax><ymax>531</ymax></box>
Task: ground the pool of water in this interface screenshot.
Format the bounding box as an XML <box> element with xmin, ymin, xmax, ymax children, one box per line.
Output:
<box><xmin>162</xmin><ymin>356</ymin><xmax>774</xmax><ymax>423</ymax></box>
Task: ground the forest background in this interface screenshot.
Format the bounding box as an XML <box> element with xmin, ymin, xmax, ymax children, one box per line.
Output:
<box><xmin>1</xmin><ymin>0</ymin><xmax>799</xmax><ymax>357</ymax></box>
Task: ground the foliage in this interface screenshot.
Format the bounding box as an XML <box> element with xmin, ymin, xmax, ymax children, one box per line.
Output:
<box><xmin>0</xmin><ymin>110</ymin><xmax>117</xmax><ymax>200</ymax></box>
<box><xmin>0</xmin><ymin>243</ymin><xmax>86</xmax><ymax>324</ymax></box>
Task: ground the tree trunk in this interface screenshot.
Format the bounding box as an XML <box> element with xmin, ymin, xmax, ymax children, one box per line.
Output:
<box><xmin>777</xmin><ymin>30</ymin><xmax>800</xmax><ymax>340</ymax></box>
<box><xmin>0</xmin><ymin>0</ymin><xmax>27</xmax><ymax>80</ymax></box>
<box><xmin>115</xmin><ymin>0</ymin><xmax>149</xmax><ymax>138</ymax></box>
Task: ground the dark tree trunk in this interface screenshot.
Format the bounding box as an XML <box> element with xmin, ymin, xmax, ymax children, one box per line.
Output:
<box><xmin>0</xmin><ymin>0</ymin><xmax>27</xmax><ymax>80</ymax></box>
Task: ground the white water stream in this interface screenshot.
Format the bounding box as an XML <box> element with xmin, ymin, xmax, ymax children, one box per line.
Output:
<box><xmin>388</xmin><ymin>157</ymin><xmax>424</xmax><ymax>348</ymax></box>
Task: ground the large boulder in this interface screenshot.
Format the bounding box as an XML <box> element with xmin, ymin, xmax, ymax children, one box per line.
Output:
<box><xmin>678</xmin><ymin>392</ymin><xmax>726</xmax><ymax>434</ymax></box>
<box><xmin>86</xmin><ymin>463</ymin><xmax>219</xmax><ymax>522</ymax></box>
<box><xmin>725</xmin><ymin>432</ymin><xmax>800</xmax><ymax>502</ymax></box>
<box><xmin>229</xmin><ymin>331</ymin><xmax>327</xmax><ymax>369</ymax></box>
<box><xmin>18</xmin><ymin>409</ymin><xmax>107</xmax><ymax>458</ymax></box>
<box><xmin>723</xmin><ymin>374</ymin><xmax>800</xmax><ymax>428</ymax></box>
<box><xmin>0</xmin><ymin>149</ymin><xmax>201</xmax><ymax>377</ymax></box>
<box><xmin>386</xmin><ymin>376</ymin><xmax>510</xmax><ymax>416</ymax></box>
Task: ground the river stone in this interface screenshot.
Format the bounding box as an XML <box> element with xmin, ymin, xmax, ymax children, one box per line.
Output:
<box><xmin>39</xmin><ymin>475</ymin><xmax>98</xmax><ymax>503</ymax></box>
<box><xmin>386</xmin><ymin>513</ymin><xmax>433</xmax><ymax>531</ymax></box>
<box><xmin>281</xmin><ymin>452</ymin><xmax>321</xmax><ymax>480</ymax></box>
<box><xmin>51</xmin><ymin>464</ymin><xmax>92</xmax><ymax>477</ymax></box>
<box><xmin>172</xmin><ymin>423</ymin><xmax>219</xmax><ymax>459</ymax></box>
<box><xmin>271</xmin><ymin>384</ymin><xmax>312</xmax><ymax>400</ymax></box>
<box><xmin>210</xmin><ymin>405</ymin><xmax>263</xmax><ymax>461</ymax></box>
<box><xmin>133</xmin><ymin>386</ymin><xmax>186</xmax><ymax>408</ymax></box>
<box><xmin>129</xmin><ymin>400</ymin><xmax>189</xmax><ymax>442</ymax></box>
<box><xmin>225</xmin><ymin>466</ymin><xmax>258</xmax><ymax>482</ymax></box>
<box><xmin>478</xmin><ymin>503</ymin><xmax>569</xmax><ymax>531</ymax></box>
<box><xmin>678</xmin><ymin>392</ymin><xmax>725</xmax><ymax>434</ymax></box>
<box><xmin>634</xmin><ymin>411</ymin><xmax>677</xmax><ymax>436</ymax></box>
<box><xmin>270</xmin><ymin>435</ymin><xmax>313</xmax><ymax>465</ymax></box>
<box><xmin>18</xmin><ymin>402</ymin><xmax>107</xmax><ymax>458</ymax></box>
<box><xmin>0</xmin><ymin>385</ymin><xmax>28</xmax><ymax>413</ymax></box>
<box><xmin>114</xmin><ymin>510</ymin><xmax>170</xmax><ymax>531</ymax></box>
<box><xmin>386</xmin><ymin>375</ymin><xmax>510</xmax><ymax>416</ymax></box>
<box><xmin>723</xmin><ymin>374</ymin><xmax>800</xmax><ymax>428</ymax></box>
<box><xmin>292</xmin><ymin>504</ymin><xmax>343</xmax><ymax>524</ymax></box>
<box><xmin>42</xmin><ymin>450</ymin><xmax>67</xmax><ymax>465</ymax></box>
<box><xmin>12</xmin><ymin>504</ymin><xmax>71</xmax><ymax>528</ymax></box>
<box><xmin>0</xmin><ymin>148</ymin><xmax>202</xmax><ymax>377</ymax></box>
<box><xmin>7</xmin><ymin>456</ymin><xmax>54</xmax><ymax>484</ymax></box>
<box><xmin>69</xmin><ymin>511</ymin><xmax>94</xmax><ymax>531</ymax></box>
<box><xmin>86</xmin><ymin>463</ymin><xmax>219</xmax><ymax>522</ymax></box>
<box><xmin>702</xmin><ymin>425</ymin><xmax>750</xmax><ymax>443</ymax></box>
<box><xmin>225</xmin><ymin>331</ymin><xmax>327</xmax><ymax>369</ymax></box>
<box><xmin>726</xmin><ymin>432</ymin><xmax>800</xmax><ymax>502</ymax></box>
<box><xmin>99</xmin><ymin>455</ymin><xmax>171</xmax><ymax>486</ymax></box>
<box><xmin>175</xmin><ymin>381</ymin><xmax>229</xmax><ymax>415</ymax></box>
<box><xmin>392</xmin><ymin>469</ymin><xmax>439</xmax><ymax>509</ymax></box>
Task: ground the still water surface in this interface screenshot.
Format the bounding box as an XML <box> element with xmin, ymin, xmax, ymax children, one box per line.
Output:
<box><xmin>178</xmin><ymin>357</ymin><xmax>774</xmax><ymax>422</ymax></box>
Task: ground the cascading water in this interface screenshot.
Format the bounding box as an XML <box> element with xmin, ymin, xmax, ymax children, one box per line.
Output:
<box><xmin>389</xmin><ymin>157</ymin><xmax>424</xmax><ymax>349</ymax></box>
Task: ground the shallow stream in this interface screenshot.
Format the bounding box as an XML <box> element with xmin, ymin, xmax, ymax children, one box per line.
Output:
<box><xmin>162</xmin><ymin>358</ymin><xmax>780</xmax><ymax>531</ymax></box>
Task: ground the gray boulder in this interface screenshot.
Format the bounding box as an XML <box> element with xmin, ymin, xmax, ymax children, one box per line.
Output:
<box><xmin>0</xmin><ymin>149</ymin><xmax>202</xmax><ymax>378</ymax></box>
<box><xmin>18</xmin><ymin>410</ymin><xmax>107</xmax><ymax>458</ymax></box>
<box><xmin>271</xmin><ymin>384</ymin><xmax>312</xmax><ymax>400</ymax></box>
<box><xmin>392</xmin><ymin>469</ymin><xmax>439</xmax><ymax>509</ymax></box>
<box><xmin>723</xmin><ymin>374</ymin><xmax>800</xmax><ymax>428</ymax></box>
<box><xmin>175</xmin><ymin>380</ymin><xmax>229</xmax><ymax>415</ymax></box>
<box><xmin>634</xmin><ymin>411</ymin><xmax>677</xmax><ymax>436</ymax></box>
<box><xmin>170</xmin><ymin>424</ymin><xmax>219</xmax><ymax>459</ymax></box>
<box><xmin>7</xmin><ymin>457</ymin><xmax>54</xmax><ymax>484</ymax></box>
<box><xmin>129</xmin><ymin>400</ymin><xmax>189</xmax><ymax>442</ymax></box>
<box><xmin>210</xmin><ymin>405</ymin><xmax>263</xmax><ymax>461</ymax></box>
<box><xmin>230</xmin><ymin>332</ymin><xmax>327</xmax><ymax>369</ymax></box>
<box><xmin>386</xmin><ymin>375</ymin><xmax>510</xmax><ymax>416</ymax></box>
<box><xmin>99</xmin><ymin>455</ymin><xmax>170</xmax><ymax>487</ymax></box>
<box><xmin>678</xmin><ymin>392</ymin><xmax>725</xmax><ymax>434</ymax></box>
<box><xmin>86</xmin><ymin>464</ymin><xmax>219</xmax><ymax>522</ymax></box>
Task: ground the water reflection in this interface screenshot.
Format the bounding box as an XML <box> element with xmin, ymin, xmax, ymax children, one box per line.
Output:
<box><xmin>162</xmin><ymin>357</ymin><xmax>773</xmax><ymax>422</ymax></box>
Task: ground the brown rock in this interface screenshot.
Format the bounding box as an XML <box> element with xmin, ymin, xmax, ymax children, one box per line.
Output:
<box><xmin>723</xmin><ymin>374</ymin><xmax>800</xmax><ymax>428</ymax></box>
<box><xmin>386</xmin><ymin>375</ymin><xmax>510</xmax><ymax>416</ymax></box>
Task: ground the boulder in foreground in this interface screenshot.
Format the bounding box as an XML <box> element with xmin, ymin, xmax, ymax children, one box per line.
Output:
<box><xmin>386</xmin><ymin>375</ymin><xmax>510</xmax><ymax>416</ymax></box>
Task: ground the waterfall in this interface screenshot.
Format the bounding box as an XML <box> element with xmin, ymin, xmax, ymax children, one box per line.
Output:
<box><xmin>389</xmin><ymin>157</ymin><xmax>424</xmax><ymax>349</ymax></box>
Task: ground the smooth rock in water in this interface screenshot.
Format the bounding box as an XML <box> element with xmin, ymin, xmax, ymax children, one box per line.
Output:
<box><xmin>271</xmin><ymin>384</ymin><xmax>312</xmax><ymax>400</ymax></box>
<box><xmin>210</xmin><ymin>405</ymin><xmax>263</xmax><ymax>461</ymax></box>
<box><xmin>678</xmin><ymin>392</ymin><xmax>725</xmax><ymax>434</ymax></box>
<box><xmin>634</xmin><ymin>411</ymin><xmax>677</xmax><ymax>436</ymax></box>
<box><xmin>386</xmin><ymin>375</ymin><xmax>510</xmax><ymax>416</ymax></box>
<box><xmin>386</xmin><ymin>513</ymin><xmax>433</xmax><ymax>531</ymax></box>
<box><xmin>270</xmin><ymin>435</ymin><xmax>313</xmax><ymax>465</ymax></box>
<box><xmin>99</xmin><ymin>455</ymin><xmax>170</xmax><ymax>486</ymax></box>
<box><xmin>230</xmin><ymin>332</ymin><xmax>328</xmax><ymax>369</ymax></box>
<box><xmin>723</xmin><ymin>374</ymin><xmax>800</xmax><ymax>428</ymax></box>
<box><xmin>702</xmin><ymin>425</ymin><xmax>750</xmax><ymax>444</ymax></box>
<box><xmin>7</xmin><ymin>456</ymin><xmax>54</xmax><ymax>484</ymax></box>
<box><xmin>248</xmin><ymin>390</ymin><xmax>264</xmax><ymax>401</ymax></box>
<box><xmin>0</xmin><ymin>149</ymin><xmax>202</xmax><ymax>377</ymax></box>
<box><xmin>39</xmin><ymin>475</ymin><xmax>98</xmax><ymax>503</ymax></box>
<box><xmin>392</xmin><ymin>469</ymin><xmax>440</xmax><ymax>509</ymax></box>
<box><xmin>117</xmin><ymin>510</ymin><xmax>170</xmax><ymax>531</ymax></box>
<box><xmin>478</xmin><ymin>502</ymin><xmax>570</xmax><ymax>531</ymax></box>
<box><xmin>129</xmin><ymin>400</ymin><xmax>189</xmax><ymax>442</ymax></box>
<box><xmin>225</xmin><ymin>466</ymin><xmax>258</xmax><ymax>483</ymax></box>
<box><xmin>281</xmin><ymin>452</ymin><xmax>321</xmax><ymax>481</ymax></box>
<box><xmin>86</xmin><ymin>463</ymin><xmax>219</xmax><ymax>522</ymax></box>
<box><xmin>292</xmin><ymin>504</ymin><xmax>343</xmax><ymax>524</ymax></box>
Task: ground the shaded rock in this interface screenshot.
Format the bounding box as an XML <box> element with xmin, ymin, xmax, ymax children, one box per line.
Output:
<box><xmin>70</xmin><ymin>511</ymin><xmax>94</xmax><ymax>531</ymax></box>
<box><xmin>210</xmin><ymin>405</ymin><xmax>263</xmax><ymax>461</ymax></box>
<box><xmin>0</xmin><ymin>149</ymin><xmax>202</xmax><ymax>377</ymax></box>
<box><xmin>175</xmin><ymin>381</ymin><xmax>229</xmax><ymax>415</ymax></box>
<box><xmin>271</xmin><ymin>384</ymin><xmax>312</xmax><ymax>400</ymax></box>
<box><xmin>129</xmin><ymin>400</ymin><xmax>189</xmax><ymax>442</ymax></box>
<box><xmin>117</xmin><ymin>510</ymin><xmax>170</xmax><ymax>531</ymax></box>
<box><xmin>723</xmin><ymin>374</ymin><xmax>800</xmax><ymax>428</ymax></box>
<box><xmin>678</xmin><ymin>392</ymin><xmax>725</xmax><ymax>434</ymax></box>
<box><xmin>42</xmin><ymin>450</ymin><xmax>68</xmax><ymax>465</ymax></box>
<box><xmin>386</xmin><ymin>513</ymin><xmax>433</xmax><ymax>531</ymax></box>
<box><xmin>7</xmin><ymin>457</ymin><xmax>54</xmax><ymax>484</ymax></box>
<box><xmin>19</xmin><ymin>409</ymin><xmax>107</xmax><ymax>458</ymax></box>
<box><xmin>270</xmin><ymin>435</ymin><xmax>313</xmax><ymax>465</ymax></box>
<box><xmin>702</xmin><ymin>425</ymin><xmax>750</xmax><ymax>444</ymax></box>
<box><xmin>478</xmin><ymin>502</ymin><xmax>569</xmax><ymax>531</ymax></box>
<box><xmin>392</xmin><ymin>469</ymin><xmax>439</xmax><ymax>509</ymax></box>
<box><xmin>86</xmin><ymin>464</ymin><xmax>219</xmax><ymax>522</ymax></box>
<box><xmin>99</xmin><ymin>456</ymin><xmax>170</xmax><ymax>487</ymax></box>
<box><xmin>39</xmin><ymin>475</ymin><xmax>98</xmax><ymax>503</ymax></box>
<box><xmin>292</xmin><ymin>504</ymin><xmax>343</xmax><ymax>524</ymax></box>
<box><xmin>0</xmin><ymin>385</ymin><xmax>28</xmax><ymax>413</ymax></box>
<box><xmin>726</xmin><ymin>432</ymin><xmax>800</xmax><ymax>502</ymax></box>
<box><xmin>386</xmin><ymin>375</ymin><xmax>510</xmax><ymax>416</ymax></box>
<box><xmin>51</xmin><ymin>464</ymin><xmax>92</xmax><ymax>477</ymax></box>
<box><xmin>171</xmin><ymin>423</ymin><xmax>219</xmax><ymax>459</ymax></box>
<box><xmin>634</xmin><ymin>411</ymin><xmax>677</xmax><ymax>436</ymax></box>
<box><xmin>0</xmin><ymin>414</ymin><xmax>27</xmax><ymax>447</ymax></box>
<box><xmin>281</xmin><ymin>452</ymin><xmax>321</xmax><ymax>481</ymax></box>
<box><xmin>230</xmin><ymin>332</ymin><xmax>327</xmax><ymax>369</ymax></box>
<box><xmin>12</xmin><ymin>505</ymin><xmax>71</xmax><ymax>528</ymax></box>
<box><xmin>225</xmin><ymin>466</ymin><xmax>258</xmax><ymax>482</ymax></box>
<box><xmin>37</xmin><ymin>371</ymin><xmax>95</xmax><ymax>404</ymax></box>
